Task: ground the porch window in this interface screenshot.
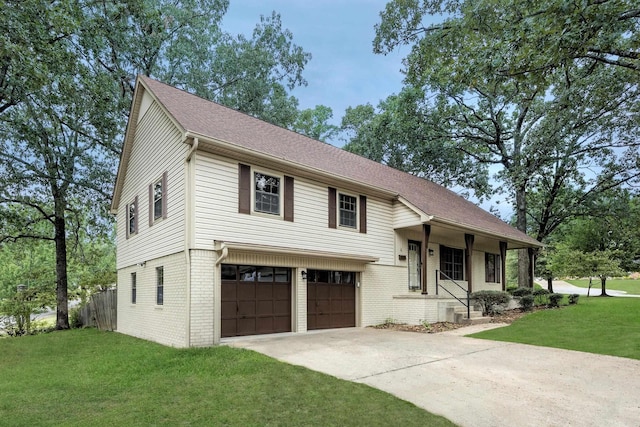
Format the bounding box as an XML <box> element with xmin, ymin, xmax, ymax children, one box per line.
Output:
<box><xmin>440</xmin><ymin>246</ymin><xmax>464</xmax><ymax>281</ymax></box>
<box><xmin>485</xmin><ymin>253</ymin><xmax>500</xmax><ymax>283</ymax></box>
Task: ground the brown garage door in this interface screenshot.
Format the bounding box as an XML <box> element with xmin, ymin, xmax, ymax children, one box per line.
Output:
<box><xmin>221</xmin><ymin>265</ymin><xmax>291</xmax><ymax>338</ymax></box>
<box><xmin>307</xmin><ymin>270</ymin><xmax>356</xmax><ymax>330</ymax></box>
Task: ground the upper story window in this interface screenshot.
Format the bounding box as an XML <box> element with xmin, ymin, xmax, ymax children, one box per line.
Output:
<box><xmin>339</xmin><ymin>193</ymin><xmax>357</xmax><ymax>228</ymax></box>
<box><xmin>254</xmin><ymin>172</ymin><xmax>280</xmax><ymax>215</ymax></box>
<box><xmin>440</xmin><ymin>246</ymin><xmax>464</xmax><ymax>281</ymax></box>
<box><xmin>149</xmin><ymin>171</ymin><xmax>167</xmax><ymax>225</ymax></box>
<box><xmin>153</xmin><ymin>180</ymin><xmax>163</xmax><ymax>219</ymax></box>
<box><xmin>126</xmin><ymin>196</ymin><xmax>138</xmax><ymax>238</ymax></box>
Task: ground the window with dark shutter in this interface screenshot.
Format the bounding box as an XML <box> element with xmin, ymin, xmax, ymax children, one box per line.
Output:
<box><xmin>149</xmin><ymin>171</ymin><xmax>168</xmax><ymax>226</ymax></box>
<box><xmin>328</xmin><ymin>187</ymin><xmax>337</xmax><ymax>228</ymax></box>
<box><xmin>238</xmin><ymin>164</ymin><xmax>251</xmax><ymax>214</ymax></box>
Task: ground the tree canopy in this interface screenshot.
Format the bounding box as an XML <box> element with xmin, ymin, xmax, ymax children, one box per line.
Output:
<box><xmin>359</xmin><ymin>0</ymin><xmax>640</xmax><ymax>285</ymax></box>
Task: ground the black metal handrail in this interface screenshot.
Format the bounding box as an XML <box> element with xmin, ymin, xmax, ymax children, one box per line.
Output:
<box><xmin>436</xmin><ymin>270</ymin><xmax>470</xmax><ymax>320</ymax></box>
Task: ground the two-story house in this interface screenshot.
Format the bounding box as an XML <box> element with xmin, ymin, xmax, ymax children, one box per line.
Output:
<box><xmin>110</xmin><ymin>76</ymin><xmax>541</xmax><ymax>348</ymax></box>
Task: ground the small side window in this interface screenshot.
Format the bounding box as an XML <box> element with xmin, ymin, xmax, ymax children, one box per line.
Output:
<box><xmin>131</xmin><ymin>272</ymin><xmax>137</xmax><ymax>304</ymax></box>
<box><xmin>156</xmin><ymin>266</ymin><xmax>164</xmax><ymax>305</ymax></box>
<box><xmin>126</xmin><ymin>196</ymin><xmax>138</xmax><ymax>238</ymax></box>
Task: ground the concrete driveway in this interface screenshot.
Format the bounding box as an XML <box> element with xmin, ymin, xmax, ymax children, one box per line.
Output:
<box><xmin>226</xmin><ymin>327</ymin><xmax>640</xmax><ymax>427</ymax></box>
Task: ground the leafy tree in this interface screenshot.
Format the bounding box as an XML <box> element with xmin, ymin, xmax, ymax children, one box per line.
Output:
<box><xmin>371</xmin><ymin>0</ymin><xmax>640</xmax><ymax>286</ymax></box>
<box><xmin>340</xmin><ymin>87</ymin><xmax>490</xmax><ymax>197</ymax></box>
<box><xmin>293</xmin><ymin>105</ymin><xmax>339</xmax><ymax>141</ymax></box>
<box><xmin>550</xmin><ymin>246</ymin><xmax>624</xmax><ymax>297</ymax></box>
<box><xmin>0</xmin><ymin>0</ymin><xmax>310</xmax><ymax>329</ymax></box>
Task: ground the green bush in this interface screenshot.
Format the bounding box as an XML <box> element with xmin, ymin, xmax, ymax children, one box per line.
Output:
<box><xmin>506</xmin><ymin>285</ymin><xmax>518</xmax><ymax>295</ymax></box>
<box><xmin>520</xmin><ymin>295</ymin><xmax>535</xmax><ymax>311</ymax></box>
<box><xmin>69</xmin><ymin>306</ymin><xmax>83</xmax><ymax>329</ymax></box>
<box><xmin>568</xmin><ymin>294</ymin><xmax>580</xmax><ymax>305</ymax></box>
<box><xmin>512</xmin><ymin>287</ymin><xmax>533</xmax><ymax>297</ymax></box>
<box><xmin>548</xmin><ymin>293</ymin><xmax>564</xmax><ymax>308</ymax></box>
<box><xmin>533</xmin><ymin>288</ymin><xmax>550</xmax><ymax>306</ymax></box>
<box><xmin>471</xmin><ymin>290</ymin><xmax>511</xmax><ymax>316</ymax></box>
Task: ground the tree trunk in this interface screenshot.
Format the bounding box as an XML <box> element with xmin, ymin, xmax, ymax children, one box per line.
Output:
<box><xmin>515</xmin><ymin>187</ymin><xmax>531</xmax><ymax>287</ymax></box>
<box><xmin>599</xmin><ymin>276</ymin><xmax>610</xmax><ymax>297</ymax></box>
<box><xmin>54</xmin><ymin>198</ymin><xmax>70</xmax><ymax>330</ymax></box>
<box><xmin>547</xmin><ymin>277</ymin><xmax>553</xmax><ymax>293</ymax></box>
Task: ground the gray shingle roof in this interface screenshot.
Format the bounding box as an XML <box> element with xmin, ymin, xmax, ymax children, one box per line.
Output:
<box><xmin>138</xmin><ymin>75</ymin><xmax>540</xmax><ymax>248</ymax></box>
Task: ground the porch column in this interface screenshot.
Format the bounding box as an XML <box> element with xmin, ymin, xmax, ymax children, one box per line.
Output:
<box><xmin>528</xmin><ymin>247</ymin><xmax>536</xmax><ymax>288</ymax></box>
<box><xmin>465</xmin><ymin>233</ymin><xmax>474</xmax><ymax>293</ymax></box>
<box><xmin>499</xmin><ymin>241</ymin><xmax>507</xmax><ymax>291</ymax></box>
<box><xmin>421</xmin><ymin>224</ymin><xmax>431</xmax><ymax>294</ymax></box>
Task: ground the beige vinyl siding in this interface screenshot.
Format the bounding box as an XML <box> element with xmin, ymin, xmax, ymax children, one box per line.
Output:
<box><xmin>193</xmin><ymin>153</ymin><xmax>396</xmax><ymax>265</ymax></box>
<box><xmin>116</xmin><ymin>100</ymin><xmax>187</xmax><ymax>269</ymax></box>
<box><xmin>393</xmin><ymin>201</ymin><xmax>422</xmax><ymax>228</ymax></box>
<box><xmin>116</xmin><ymin>252</ymin><xmax>188</xmax><ymax>347</ymax></box>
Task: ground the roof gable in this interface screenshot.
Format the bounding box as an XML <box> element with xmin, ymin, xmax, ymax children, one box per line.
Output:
<box><xmin>112</xmin><ymin>75</ymin><xmax>541</xmax><ymax>248</ymax></box>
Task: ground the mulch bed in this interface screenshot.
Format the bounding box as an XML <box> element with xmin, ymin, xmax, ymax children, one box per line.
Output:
<box><xmin>371</xmin><ymin>308</ymin><xmax>538</xmax><ymax>334</ymax></box>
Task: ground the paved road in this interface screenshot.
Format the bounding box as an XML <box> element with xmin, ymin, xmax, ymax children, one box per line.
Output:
<box><xmin>537</xmin><ymin>279</ymin><xmax>640</xmax><ymax>297</ymax></box>
<box><xmin>227</xmin><ymin>327</ymin><xmax>640</xmax><ymax>427</ymax></box>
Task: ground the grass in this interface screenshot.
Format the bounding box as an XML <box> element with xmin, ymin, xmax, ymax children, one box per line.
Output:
<box><xmin>566</xmin><ymin>278</ymin><xmax>640</xmax><ymax>295</ymax></box>
<box><xmin>471</xmin><ymin>297</ymin><xmax>640</xmax><ymax>360</ymax></box>
<box><xmin>0</xmin><ymin>329</ymin><xmax>454</xmax><ymax>427</ymax></box>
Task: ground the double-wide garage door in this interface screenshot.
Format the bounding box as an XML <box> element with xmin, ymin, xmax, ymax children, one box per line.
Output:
<box><xmin>221</xmin><ymin>265</ymin><xmax>356</xmax><ymax>337</ymax></box>
<box><xmin>221</xmin><ymin>265</ymin><xmax>291</xmax><ymax>338</ymax></box>
<box><xmin>307</xmin><ymin>270</ymin><xmax>356</xmax><ymax>330</ymax></box>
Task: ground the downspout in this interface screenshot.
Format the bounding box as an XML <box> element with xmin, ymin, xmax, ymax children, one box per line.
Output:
<box><xmin>215</xmin><ymin>246</ymin><xmax>229</xmax><ymax>265</ymax></box>
<box><xmin>184</xmin><ymin>137</ymin><xmax>198</xmax><ymax>347</ymax></box>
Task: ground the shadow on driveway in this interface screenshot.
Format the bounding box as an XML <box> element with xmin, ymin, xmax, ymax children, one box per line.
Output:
<box><xmin>227</xmin><ymin>327</ymin><xmax>640</xmax><ymax>427</ymax></box>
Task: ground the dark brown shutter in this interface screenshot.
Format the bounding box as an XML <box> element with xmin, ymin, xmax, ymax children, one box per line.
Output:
<box><xmin>284</xmin><ymin>175</ymin><xmax>294</xmax><ymax>222</ymax></box>
<box><xmin>148</xmin><ymin>184</ymin><xmax>153</xmax><ymax>227</ymax></box>
<box><xmin>328</xmin><ymin>187</ymin><xmax>336</xmax><ymax>228</ymax></box>
<box><xmin>359</xmin><ymin>195</ymin><xmax>367</xmax><ymax>233</ymax></box>
<box><xmin>238</xmin><ymin>164</ymin><xmax>251</xmax><ymax>214</ymax></box>
<box><xmin>162</xmin><ymin>171</ymin><xmax>168</xmax><ymax>219</ymax></box>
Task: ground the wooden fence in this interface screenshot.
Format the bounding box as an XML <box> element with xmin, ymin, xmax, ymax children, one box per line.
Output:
<box><xmin>80</xmin><ymin>289</ymin><xmax>117</xmax><ymax>331</ymax></box>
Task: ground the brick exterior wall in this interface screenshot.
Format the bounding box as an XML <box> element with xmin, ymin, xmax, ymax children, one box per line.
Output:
<box><xmin>189</xmin><ymin>250</ymin><xmax>215</xmax><ymax>347</ymax></box>
<box><xmin>117</xmin><ymin>251</ymin><xmax>188</xmax><ymax>347</ymax></box>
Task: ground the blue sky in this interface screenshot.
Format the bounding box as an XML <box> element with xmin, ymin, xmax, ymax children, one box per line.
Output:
<box><xmin>223</xmin><ymin>0</ymin><xmax>409</xmax><ymax>140</ymax></box>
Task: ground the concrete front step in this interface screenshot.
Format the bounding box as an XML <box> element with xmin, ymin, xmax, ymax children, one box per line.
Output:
<box><xmin>451</xmin><ymin>307</ymin><xmax>491</xmax><ymax>324</ymax></box>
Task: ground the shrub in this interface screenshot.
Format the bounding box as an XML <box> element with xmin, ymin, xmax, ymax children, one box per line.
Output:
<box><xmin>533</xmin><ymin>288</ymin><xmax>550</xmax><ymax>306</ymax></box>
<box><xmin>568</xmin><ymin>294</ymin><xmax>580</xmax><ymax>305</ymax></box>
<box><xmin>471</xmin><ymin>290</ymin><xmax>511</xmax><ymax>316</ymax></box>
<box><xmin>506</xmin><ymin>285</ymin><xmax>518</xmax><ymax>295</ymax></box>
<box><xmin>520</xmin><ymin>295</ymin><xmax>535</xmax><ymax>311</ymax></box>
<box><xmin>69</xmin><ymin>307</ymin><xmax>83</xmax><ymax>329</ymax></box>
<box><xmin>512</xmin><ymin>287</ymin><xmax>533</xmax><ymax>297</ymax></box>
<box><xmin>548</xmin><ymin>293</ymin><xmax>564</xmax><ymax>308</ymax></box>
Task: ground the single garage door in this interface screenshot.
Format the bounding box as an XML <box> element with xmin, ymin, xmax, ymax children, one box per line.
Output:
<box><xmin>307</xmin><ymin>269</ymin><xmax>356</xmax><ymax>330</ymax></box>
<box><xmin>221</xmin><ymin>265</ymin><xmax>291</xmax><ymax>338</ymax></box>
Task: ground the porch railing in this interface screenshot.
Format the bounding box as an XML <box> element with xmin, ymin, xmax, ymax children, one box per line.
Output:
<box><xmin>435</xmin><ymin>270</ymin><xmax>470</xmax><ymax>320</ymax></box>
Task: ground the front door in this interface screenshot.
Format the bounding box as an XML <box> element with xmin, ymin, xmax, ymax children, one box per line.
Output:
<box><xmin>408</xmin><ymin>240</ymin><xmax>421</xmax><ymax>290</ymax></box>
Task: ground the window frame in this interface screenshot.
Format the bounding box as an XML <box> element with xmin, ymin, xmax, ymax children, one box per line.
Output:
<box><xmin>439</xmin><ymin>245</ymin><xmax>464</xmax><ymax>281</ymax></box>
<box><xmin>149</xmin><ymin>171</ymin><xmax>167</xmax><ymax>226</ymax></box>
<box><xmin>126</xmin><ymin>196</ymin><xmax>138</xmax><ymax>238</ymax></box>
<box><xmin>338</xmin><ymin>192</ymin><xmax>358</xmax><ymax>229</ymax></box>
<box><xmin>156</xmin><ymin>266</ymin><xmax>164</xmax><ymax>306</ymax></box>
<box><xmin>485</xmin><ymin>253</ymin><xmax>501</xmax><ymax>283</ymax></box>
<box><xmin>131</xmin><ymin>272</ymin><xmax>137</xmax><ymax>304</ymax></box>
<box><xmin>252</xmin><ymin>169</ymin><xmax>283</xmax><ymax>217</ymax></box>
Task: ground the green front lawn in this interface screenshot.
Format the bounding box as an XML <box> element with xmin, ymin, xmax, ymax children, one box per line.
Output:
<box><xmin>471</xmin><ymin>297</ymin><xmax>640</xmax><ymax>359</ymax></box>
<box><xmin>566</xmin><ymin>278</ymin><xmax>640</xmax><ymax>295</ymax></box>
<box><xmin>0</xmin><ymin>329</ymin><xmax>454</xmax><ymax>427</ymax></box>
